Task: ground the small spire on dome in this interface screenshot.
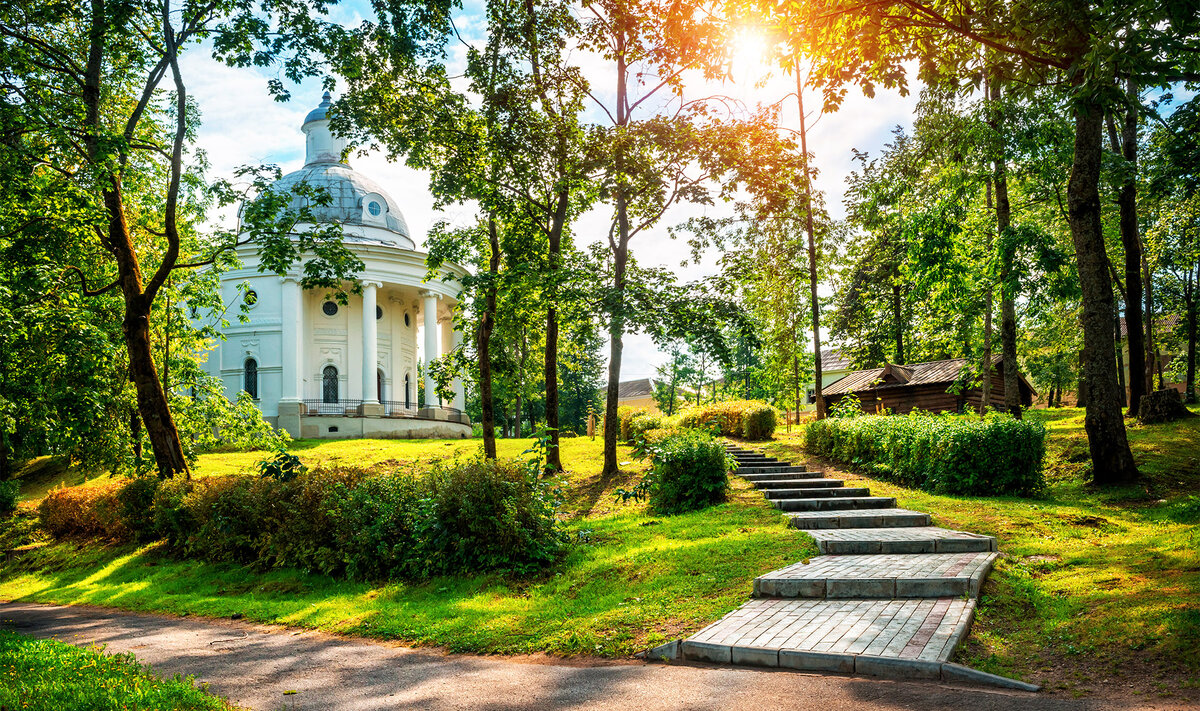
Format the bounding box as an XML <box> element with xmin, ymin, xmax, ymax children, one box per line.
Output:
<box><xmin>321</xmin><ymin>91</ymin><xmax>332</xmax><ymax>106</ymax></box>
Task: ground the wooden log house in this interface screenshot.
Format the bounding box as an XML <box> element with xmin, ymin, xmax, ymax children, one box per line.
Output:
<box><xmin>822</xmin><ymin>356</ymin><xmax>1036</xmax><ymax>415</ymax></box>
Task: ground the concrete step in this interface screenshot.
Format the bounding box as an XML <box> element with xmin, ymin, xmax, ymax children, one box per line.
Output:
<box><xmin>786</xmin><ymin>509</ymin><xmax>932</xmax><ymax>530</ymax></box>
<box><xmin>773</xmin><ymin>496</ymin><xmax>896</xmax><ymax>512</ymax></box>
<box><xmin>733</xmin><ymin>458</ymin><xmax>790</xmax><ymax>467</ymax></box>
<box><xmin>762</xmin><ymin>487</ymin><xmax>871</xmax><ymax>499</ymax></box>
<box><xmin>806</xmin><ymin>527</ymin><xmax>998</xmax><ymax>555</ymax></box>
<box><xmin>739</xmin><ymin>470</ymin><xmax>818</xmax><ymax>480</ymax></box>
<box><xmin>736</xmin><ymin>465</ymin><xmax>806</xmax><ymax>475</ymax></box>
<box><xmin>752</xmin><ymin>552</ymin><xmax>998</xmax><ymax>599</ymax></box>
<box><xmin>681</xmin><ymin>597</ymin><xmax>977</xmax><ymax>672</ymax></box>
<box><xmin>753</xmin><ymin>479</ymin><xmax>845</xmax><ymax>489</ymax></box>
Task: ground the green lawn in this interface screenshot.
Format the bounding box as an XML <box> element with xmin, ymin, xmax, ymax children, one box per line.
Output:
<box><xmin>0</xmin><ymin>629</ymin><xmax>237</xmax><ymax>710</ymax></box>
<box><xmin>0</xmin><ymin>436</ymin><xmax>818</xmax><ymax>656</ymax></box>
<box><xmin>4</xmin><ymin>412</ymin><xmax>1197</xmax><ymax>698</ymax></box>
<box><xmin>765</xmin><ymin>407</ymin><xmax>1200</xmax><ymax>696</ymax></box>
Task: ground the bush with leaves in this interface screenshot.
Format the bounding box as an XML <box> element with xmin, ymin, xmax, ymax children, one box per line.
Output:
<box><xmin>678</xmin><ymin>400</ymin><xmax>778</xmax><ymax>440</ymax></box>
<box><xmin>805</xmin><ymin>412</ymin><xmax>1045</xmax><ymax>495</ymax></box>
<box><xmin>645</xmin><ymin>429</ymin><xmax>732</xmax><ymax>514</ymax></box>
<box><xmin>172</xmin><ymin>381</ymin><xmax>290</xmax><ymax>459</ymax></box>
<box><xmin>617</xmin><ymin>407</ymin><xmax>647</xmax><ymax>443</ymax></box>
<box><xmin>0</xmin><ymin>480</ymin><xmax>19</xmax><ymax>517</ymax></box>
<box><xmin>36</xmin><ymin>455</ymin><xmax>566</xmax><ymax>579</ymax></box>
<box><xmin>422</xmin><ymin>456</ymin><xmax>566</xmax><ymax>575</ymax></box>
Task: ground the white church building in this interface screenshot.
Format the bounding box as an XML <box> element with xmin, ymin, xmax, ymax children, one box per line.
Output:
<box><xmin>201</xmin><ymin>93</ymin><xmax>472</xmax><ymax>439</ymax></box>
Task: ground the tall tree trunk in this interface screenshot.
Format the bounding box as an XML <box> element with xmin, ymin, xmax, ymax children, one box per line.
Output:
<box><xmin>1143</xmin><ymin>239</ymin><xmax>1157</xmax><ymax>395</ymax></box>
<box><xmin>602</xmin><ymin>32</ymin><xmax>630</xmax><ymax>477</ymax></box>
<box><xmin>989</xmin><ymin>79</ymin><xmax>1022</xmax><ymax>420</ymax></box>
<box><xmin>981</xmin><ymin>180</ymin><xmax>994</xmax><ymax>414</ymax></box>
<box><xmin>515</xmin><ymin>327</ymin><xmax>526</xmax><ymax>439</ymax></box>
<box><xmin>795</xmin><ymin>63</ymin><xmax>824</xmax><ymax>419</ymax></box>
<box><xmin>478</xmin><ymin>216</ymin><xmax>500</xmax><ymax>459</ymax></box>
<box><xmin>1067</xmin><ymin>99</ymin><xmax>1138</xmax><ymax>485</ymax></box>
<box><xmin>543</xmin><ymin>192</ymin><xmax>567</xmax><ymax>473</ymax></box>
<box><xmin>1114</xmin><ymin>298</ymin><xmax>1126</xmax><ymax>406</ymax></box>
<box><xmin>891</xmin><ymin>281</ymin><xmax>905</xmax><ymax>364</ymax></box>
<box><xmin>1106</xmin><ymin>85</ymin><xmax>1147</xmax><ymax>416</ymax></box>
<box><xmin>1186</xmin><ymin>264</ymin><xmax>1197</xmax><ymax>403</ymax></box>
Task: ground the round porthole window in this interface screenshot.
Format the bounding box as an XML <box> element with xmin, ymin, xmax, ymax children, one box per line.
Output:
<box><xmin>404</xmin><ymin>313</ymin><xmax>410</xmax><ymax>327</ymax></box>
<box><xmin>367</xmin><ymin>201</ymin><xmax>382</xmax><ymax>216</ymax></box>
<box><xmin>322</xmin><ymin>300</ymin><xmax>339</xmax><ymax>316</ymax></box>
<box><xmin>376</xmin><ymin>305</ymin><xmax>383</xmax><ymax>320</ymax></box>
<box><xmin>244</xmin><ymin>289</ymin><xmax>258</xmax><ymax>306</ymax></box>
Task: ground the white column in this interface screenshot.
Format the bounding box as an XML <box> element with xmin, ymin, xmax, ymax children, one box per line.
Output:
<box><xmin>422</xmin><ymin>290</ymin><xmax>439</xmax><ymax>407</ymax></box>
<box><xmin>280</xmin><ymin>277</ymin><xmax>302</xmax><ymax>402</ymax></box>
<box><xmin>362</xmin><ymin>282</ymin><xmax>379</xmax><ymax>403</ymax></box>
<box><xmin>452</xmin><ymin>326</ymin><xmax>466</xmax><ymax>413</ymax></box>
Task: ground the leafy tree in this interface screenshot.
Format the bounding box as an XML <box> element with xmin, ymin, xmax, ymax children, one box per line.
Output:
<box><xmin>0</xmin><ymin>0</ymin><xmax>366</xmax><ymax>476</ymax></box>
<box><xmin>757</xmin><ymin>0</ymin><xmax>1200</xmax><ymax>482</ymax></box>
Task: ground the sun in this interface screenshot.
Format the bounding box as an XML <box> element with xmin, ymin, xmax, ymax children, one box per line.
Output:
<box><xmin>727</xmin><ymin>27</ymin><xmax>772</xmax><ymax>88</ymax></box>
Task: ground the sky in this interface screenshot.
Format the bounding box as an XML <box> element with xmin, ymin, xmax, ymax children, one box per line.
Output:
<box><xmin>183</xmin><ymin>2</ymin><xmax>920</xmax><ymax>381</ymax></box>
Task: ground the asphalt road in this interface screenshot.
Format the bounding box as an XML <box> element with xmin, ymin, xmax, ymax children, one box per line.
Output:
<box><xmin>0</xmin><ymin>602</ymin><xmax>1177</xmax><ymax>710</ymax></box>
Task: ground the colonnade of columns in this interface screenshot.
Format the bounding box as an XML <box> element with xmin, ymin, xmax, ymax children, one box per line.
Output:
<box><xmin>278</xmin><ymin>278</ymin><xmax>465</xmax><ymax>417</ymax></box>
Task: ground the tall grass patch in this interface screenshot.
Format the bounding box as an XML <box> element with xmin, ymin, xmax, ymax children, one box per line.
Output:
<box><xmin>805</xmin><ymin>412</ymin><xmax>1045</xmax><ymax>495</ymax></box>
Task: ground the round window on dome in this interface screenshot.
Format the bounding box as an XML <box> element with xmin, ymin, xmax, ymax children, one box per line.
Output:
<box><xmin>322</xmin><ymin>300</ymin><xmax>339</xmax><ymax>317</ymax></box>
<box><xmin>244</xmin><ymin>290</ymin><xmax>258</xmax><ymax>307</ymax></box>
<box><xmin>367</xmin><ymin>201</ymin><xmax>382</xmax><ymax>216</ymax></box>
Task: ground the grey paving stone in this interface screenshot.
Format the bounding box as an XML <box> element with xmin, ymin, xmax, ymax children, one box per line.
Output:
<box><xmin>786</xmin><ymin>509</ymin><xmax>932</xmax><ymax>529</ymax></box>
<box><xmin>779</xmin><ymin>649</ymin><xmax>855</xmax><ymax>673</ymax></box>
<box><xmin>681</xmin><ymin>640</ymin><xmax>732</xmax><ymax>663</ymax></box>
<box><xmin>731</xmin><ymin>645</ymin><xmax>780</xmax><ymax>667</ymax></box>
<box><xmin>763</xmin><ymin>487</ymin><xmax>870</xmax><ymax>499</ymax></box>
<box><xmin>754</xmin><ymin>479</ymin><xmax>844</xmax><ymax>489</ymax></box>
<box><xmin>773</xmin><ymin>496</ymin><xmax>896</xmax><ymax>512</ymax></box>
<box><xmin>754</xmin><ymin>552</ymin><xmax>996</xmax><ymax>600</ymax></box>
<box><xmin>855</xmin><ymin>654</ymin><xmax>942</xmax><ymax>680</ymax></box>
<box><xmin>807</xmin><ymin>527</ymin><xmax>996</xmax><ymax>554</ymax></box>
<box><xmin>941</xmin><ymin>663</ymin><xmax>1041</xmax><ymax>691</ymax></box>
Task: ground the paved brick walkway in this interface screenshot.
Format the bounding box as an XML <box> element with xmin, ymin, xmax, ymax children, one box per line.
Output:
<box><xmin>677</xmin><ymin>445</ymin><xmax>1020</xmax><ymax>688</ymax></box>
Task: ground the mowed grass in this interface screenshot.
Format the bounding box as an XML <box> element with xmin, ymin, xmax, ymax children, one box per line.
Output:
<box><xmin>0</xmin><ymin>436</ymin><xmax>818</xmax><ymax>656</ymax></box>
<box><xmin>765</xmin><ymin>407</ymin><xmax>1200</xmax><ymax>694</ymax></box>
<box><xmin>0</xmin><ymin>629</ymin><xmax>238</xmax><ymax>710</ymax></box>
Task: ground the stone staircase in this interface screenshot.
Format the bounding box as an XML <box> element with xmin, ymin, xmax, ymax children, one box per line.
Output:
<box><xmin>669</xmin><ymin>444</ymin><xmax>1033</xmax><ymax>690</ymax></box>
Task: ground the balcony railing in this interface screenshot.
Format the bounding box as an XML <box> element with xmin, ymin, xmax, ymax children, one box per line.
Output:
<box><xmin>300</xmin><ymin>399</ymin><xmax>459</xmax><ymax>420</ymax></box>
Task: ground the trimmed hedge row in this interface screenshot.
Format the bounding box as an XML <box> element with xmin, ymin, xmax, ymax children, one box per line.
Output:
<box><xmin>805</xmin><ymin>413</ymin><xmax>1046</xmax><ymax>496</ymax></box>
<box><xmin>678</xmin><ymin>400</ymin><xmax>778</xmax><ymax>441</ymax></box>
<box><xmin>38</xmin><ymin>456</ymin><xmax>566</xmax><ymax>579</ymax></box>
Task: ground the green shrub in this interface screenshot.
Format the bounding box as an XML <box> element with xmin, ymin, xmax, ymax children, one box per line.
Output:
<box><xmin>0</xmin><ymin>480</ymin><xmax>19</xmax><ymax>516</ymax></box>
<box><xmin>37</xmin><ymin>483</ymin><xmax>127</xmax><ymax>539</ymax></box>
<box><xmin>116</xmin><ymin>476</ymin><xmax>160</xmax><ymax>543</ymax></box>
<box><xmin>805</xmin><ymin>412</ymin><xmax>1045</xmax><ymax>495</ymax></box>
<box><xmin>422</xmin><ymin>457</ymin><xmax>566</xmax><ymax>575</ymax></box>
<box><xmin>617</xmin><ymin>406</ymin><xmax>647</xmax><ymax>443</ymax></box>
<box><xmin>37</xmin><ymin>456</ymin><xmax>566</xmax><ymax>580</ymax></box>
<box><xmin>326</xmin><ymin>472</ymin><xmax>423</xmax><ymax>580</ymax></box>
<box><xmin>742</xmin><ymin>404</ymin><xmax>777</xmax><ymax>440</ymax></box>
<box><xmin>678</xmin><ymin>400</ymin><xmax>778</xmax><ymax>440</ymax></box>
<box><xmin>646</xmin><ymin>430</ymin><xmax>732</xmax><ymax>514</ymax></box>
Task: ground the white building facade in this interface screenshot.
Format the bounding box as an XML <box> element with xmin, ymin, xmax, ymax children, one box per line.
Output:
<box><xmin>202</xmin><ymin>93</ymin><xmax>471</xmax><ymax>439</ymax></box>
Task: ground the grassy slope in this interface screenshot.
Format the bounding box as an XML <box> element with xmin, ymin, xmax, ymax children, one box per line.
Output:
<box><xmin>0</xmin><ymin>629</ymin><xmax>237</xmax><ymax>710</ymax></box>
<box><xmin>0</xmin><ymin>437</ymin><xmax>818</xmax><ymax>656</ymax></box>
<box><xmin>766</xmin><ymin>407</ymin><xmax>1200</xmax><ymax>696</ymax></box>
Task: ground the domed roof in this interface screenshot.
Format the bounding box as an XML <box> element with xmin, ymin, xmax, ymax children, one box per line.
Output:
<box><xmin>261</xmin><ymin>93</ymin><xmax>415</xmax><ymax>250</ymax></box>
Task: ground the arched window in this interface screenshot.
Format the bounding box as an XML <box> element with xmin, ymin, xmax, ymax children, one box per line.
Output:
<box><xmin>377</xmin><ymin>369</ymin><xmax>385</xmax><ymax>402</ymax></box>
<box><xmin>244</xmin><ymin>358</ymin><xmax>258</xmax><ymax>399</ymax></box>
<box><xmin>404</xmin><ymin>374</ymin><xmax>411</xmax><ymax>408</ymax></box>
<box><xmin>322</xmin><ymin>365</ymin><xmax>339</xmax><ymax>403</ymax></box>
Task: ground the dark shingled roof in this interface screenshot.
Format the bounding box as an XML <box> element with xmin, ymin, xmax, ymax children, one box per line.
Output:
<box><xmin>616</xmin><ymin>378</ymin><xmax>655</xmax><ymax>399</ymax></box>
<box><xmin>820</xmin><ymin>347</ymin><xmax>851</xmax><ymax>371</ymax></box>
<box><xmin>1119</xmin><ymin>314</ymin><xmax>1181</xmax><ymax>338</ymax></box>
<box><xmin>824</xmin><ymin>355</ymin><xmax>1035</xmax><ymax>396</ymax></box>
